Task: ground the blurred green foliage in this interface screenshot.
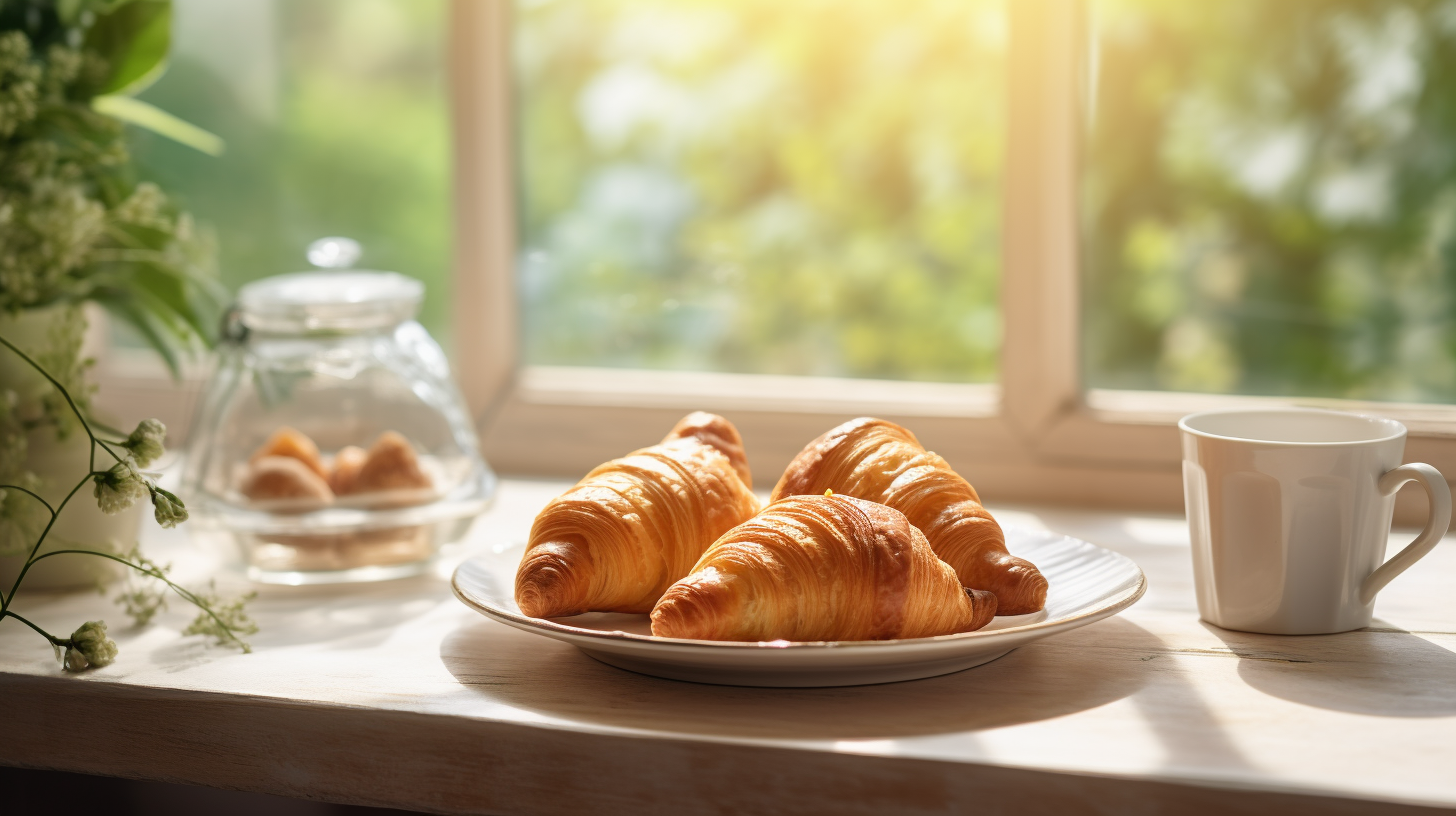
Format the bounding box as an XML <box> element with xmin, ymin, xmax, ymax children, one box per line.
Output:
<box><xmin>118</xmin><ymin>0</ymin><xmax>1456</xmax><ymax>401</ymax></box>
<box><xmin>1087</xmin><ymin>0</ymin><xmax>1456</xmax><ymax>402</ymax></box>
<box><xmin>124</xmin><ymin>0</ymin><xmax>453</xmax><ymax>340</ymax></box>
<box><xmin>0</xmin><ymin>0</ymin><xmax>222</xmax><ymax>374</ymax></box>
<box><xmin>517</xmin><ymin>0</ymin><xmax>1005</xmax><ymax>382</ymax></box>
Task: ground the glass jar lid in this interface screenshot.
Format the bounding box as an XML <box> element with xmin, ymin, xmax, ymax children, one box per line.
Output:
<box><xmin>236</xmin><ymin>237</ymin><xmax>423</xmax><ymax>333</ymax></box>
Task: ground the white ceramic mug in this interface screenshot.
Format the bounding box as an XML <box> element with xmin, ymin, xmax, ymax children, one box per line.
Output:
<box><xmin>1179</xmin><ymin>408</ymin><xmax>1451</xmax><ymax>635</ymax></box>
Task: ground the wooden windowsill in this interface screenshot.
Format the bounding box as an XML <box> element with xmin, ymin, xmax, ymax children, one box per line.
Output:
<box><xmin>516</xmin><ymin>366</ymin><xmax>1001</xmax><ymax>418</ymax></box>
<box><xmin>95</xmin><ymin>347</ymin><xmax>1456</xmax><ymax>527</ymax></box>
<box><xmin>1087</xmin><ymin>388</ymin><xmax>1456</xmax><ymax>438</ymax></box>
<box><xmin>3</xmin><ymin>477</ymin><xmax>1454</xmax><ymax>814</ymax></box>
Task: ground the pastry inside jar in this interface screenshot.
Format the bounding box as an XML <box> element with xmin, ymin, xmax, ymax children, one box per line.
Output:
<box><xmin>236</xmin><ymin>427</ymin><xmax>443</xmax><ymax>559</ymax></box>
<box><xmin>238</xmin><ymin>428</ymin><xmax>439</xmax><ymax>510</ymax></box>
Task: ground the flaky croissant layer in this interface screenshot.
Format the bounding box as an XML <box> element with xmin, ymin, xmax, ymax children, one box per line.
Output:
<box><xmin>515</xmin><ymin>412</ymin><xmax>760</xmax><ymax>617</ymax></box>
<box><xmin>771</xmin><ymin>418</ymin><xmax>1048</xmax><ymax>615</ymax></box>
<box><xmin>651</xmin><ymin>494</ymin><xmax>997</xmax><ymax>642</ymax></box>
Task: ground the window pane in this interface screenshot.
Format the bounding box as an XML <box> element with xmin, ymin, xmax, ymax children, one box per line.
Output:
<box><xmin>129</xmin><ymin>0</ymin><xmax>453</xmax><ymax>339</ymax></box>
<box><xmin>516</xmin><ymin>0</ymin><xmax>1006</xmax><ymax>382</ymax></box>
<box><xmin>1085</xmin><ymin>0</ymin><xmax>1456</xmax><ymax>401</ymax></box>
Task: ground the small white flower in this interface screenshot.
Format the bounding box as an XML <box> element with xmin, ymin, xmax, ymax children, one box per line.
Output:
<box><xmin>124</xmin><ymin>418</ymin><xmax>166</xmax><ymax>468</ymax></box>
<box><xmin>93</xmin><ymin>461</ymin><xmax>147</xmax><ymax>514</ymax></box>
<box><xmin>64</xmin><ymin>620</ymin><xmax>117</xmax><ymax>671</ymax></box>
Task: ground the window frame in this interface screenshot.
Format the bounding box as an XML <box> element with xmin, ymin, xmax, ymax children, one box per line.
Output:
<box><xmin>448</xmin><ymin>0</ymin><xmax>1456</xmax><ymax>523</ymax></box>
<box><xmin>102</xmin><ymin>0</ymin><xmax>1456</xmax><ymax>524</ymax></box>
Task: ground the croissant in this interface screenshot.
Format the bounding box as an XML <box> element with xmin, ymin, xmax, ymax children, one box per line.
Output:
<box><xmin>772</xmin><ymin>418</ymin><xmax>1048</xmax><ymax>615</ymax></box>
<box><xmin>651</xmin><ymin>494</ymin><xmax>997</xmax><ymax>641</ymax></box>
<box><xmin>348</xmin><ymin>431</ymin><xmax>433</xmax><ymax>493</ymax></box>
<box><xmin>515</xmin><ymin>412</ymin><xmax>760</xmax><ymax>617</ymax></box>
<box><xmin>329</xmin><ymin>446</ymin><xmax>368</xmax><ymax>495</ymax></box>
<box><xmin>251</xmin><ymin>426</ymin><xmax>328</xmax><ymax>479</ymax></box>
<box><xmin>241</xmin><ymin>456</ymin><xmax>334</xmax><ymax>503</ymax></box>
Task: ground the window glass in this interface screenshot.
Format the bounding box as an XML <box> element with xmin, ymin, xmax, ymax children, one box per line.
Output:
<box><xmin>1084</xmin><ymin>0</ymin><xmax>1456</xmax><ymax>401</ymax></box>
<box><xmin>128</xmin><ymin>0</ymin><xmax>453</xmax><ymax>339</ymax></box>
<box><xmin>516</xmin><ymin>0</ymin><xmax>1006</xmax><ymax>382</ymax></box>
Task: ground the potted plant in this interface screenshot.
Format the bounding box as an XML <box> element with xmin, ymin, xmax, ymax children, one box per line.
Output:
<box><xmin>1</xmin><ymin>0</ymin><xmax>223</xmax><ymax>587</ymax></box>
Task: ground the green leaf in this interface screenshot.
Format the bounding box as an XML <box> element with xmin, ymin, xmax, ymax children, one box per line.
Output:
<box><xmin>132</xmin><ymin>264</ymin><xmax>213</xmax><ymax>345</ymax></box>
<box><xmin>91</xmin><ymin>95</ymin><xmax>225</xmax><ymax>156</ymax></box>
<box><xmin>84</xmin><ymin>243</ymin><xmax>226</xmax><ymax>348</ymax></box>
<box><xmin>86</xmin><ymin>0</ymin><xmax>172</xmax><ymax>96</ymax></box>
<box><xmin>93</xmin><ymin>292</ymin><xmax>182</xmax><ymax>379</ymax></box>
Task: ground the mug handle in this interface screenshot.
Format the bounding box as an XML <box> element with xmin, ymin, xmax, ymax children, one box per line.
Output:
<box><xmin>1360</xmin><ymin>463</ymin><xmax>1452</xmax><ymax>605</ymax></box>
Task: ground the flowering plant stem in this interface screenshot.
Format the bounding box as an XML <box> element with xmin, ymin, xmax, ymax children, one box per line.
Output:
<box><xmin>0</xmin><ymin>332</ymin><xmax>254</xmax><ymax>670</ymax></box>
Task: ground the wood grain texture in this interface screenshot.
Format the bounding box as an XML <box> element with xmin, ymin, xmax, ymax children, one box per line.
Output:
<box><xmin>3</xmin><ymin>478</ymin><xmax>1456</xmax><ymax>815</ymax></box>
<box><xmin>4</xmin><ymin>675</ymin><xmax>1451</xmax><ymax>816</ymax></box>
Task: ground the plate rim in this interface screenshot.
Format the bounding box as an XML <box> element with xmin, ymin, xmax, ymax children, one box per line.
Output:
<box><xmin>451</xmin><ymin>527</ymin><xmax>1148</xmax><ymax>652</ymax></box>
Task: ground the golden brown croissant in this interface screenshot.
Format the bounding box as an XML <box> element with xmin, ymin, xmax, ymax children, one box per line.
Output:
<box><xmin>241</xmin><ymin>456</ymin><xmax>334</xmax><ymax>503</ymax></box>
<box><xmin>251</xmin><ymin>427</ymin><xmax>328</xmax><ymax>479</ymax></box>
<box><xmin>772</xmin><ymin>418</ymin><xmax>1048</xmax><ymax>615</ymax></box>
<box><xmin>348</xmin><ymin>431</ymin><xmax>433</xmax><ymax>494</ymax></box>
<box><xmin>328</xmin><ymin>446</ymin><xmax>368</xmax><ymax>495</ymax></box>
<box><xmin>651</xmin><ymin>494</ymin><xmax>997</xmax><ymax>641</ymax></box>
<box><xmin>515</xmin><ymin>412</ymin><xmax>761</xmax><ymax>617</ymax></box>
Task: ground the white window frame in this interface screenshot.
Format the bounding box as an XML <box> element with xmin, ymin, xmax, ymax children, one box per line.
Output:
<box><xmin>103</xmin><ymin>0</ymin><xmax>1456</xmax><ymax>523</ymax></box>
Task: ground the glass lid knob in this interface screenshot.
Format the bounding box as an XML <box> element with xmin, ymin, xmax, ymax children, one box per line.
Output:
<box><xmin>307</xmin><ymin>236</ymin><xmax>363</xmax><ymax>269</ymax></box>
<box><xmin>236</xmin><ymin>237</ymin><xmax>423</xmax><ymax>332</ymax></box>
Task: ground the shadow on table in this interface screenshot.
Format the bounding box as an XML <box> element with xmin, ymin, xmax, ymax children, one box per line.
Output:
<box><xmin>1</xmin><ymin>766</ymin><xmax>423</xmax><ymax>816</ymax></box>
<box><xmin>439</xmin><ymin>615</ymin><xmax>1162</xmax><ymax>740</ymax></box>
<box><xmin>244</xmin><ymin>576</ymin><xmax>450</xmax><ymax>648</ymax></box>
<box><xmin>1202</xmin><ymin>620</ymin><xmax>1456</xmax><ymax>717</ymax></box>
<box><xmin>144</xmin><ymin>575</ymin><xmax>451</xmax><ymax>671</ymax></box>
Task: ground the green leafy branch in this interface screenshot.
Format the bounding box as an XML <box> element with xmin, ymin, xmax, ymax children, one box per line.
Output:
<box><xmin>1</xmin><ymin>0</ymin><xmax>226</xmax><ymax>377</ymax></box>
<box><xmin>0</xmin><ymin>332</ymin><xmax>256</xmax><ymax>671</ymax></box>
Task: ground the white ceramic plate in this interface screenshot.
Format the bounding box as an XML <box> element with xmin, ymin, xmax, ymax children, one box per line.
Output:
<box><xmin>452</xmin><ymin>526</ymin><xmax>1146</xmax><ymax>687</ymax></box>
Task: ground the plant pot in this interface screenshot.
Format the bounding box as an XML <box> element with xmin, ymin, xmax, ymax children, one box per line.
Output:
<box><xmin>0</xmin><ymin>429</ymin><xmax>144</xmax><ymax>591</ymax></box>
<box><xmin>0</xmin><ymin>305</ymin><xmax>142</xmax><ymax>591</ymax></box>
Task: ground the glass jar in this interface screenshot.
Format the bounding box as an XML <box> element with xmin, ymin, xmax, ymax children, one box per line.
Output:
<box><xmin>181</xmin><ymin>242</ymin><xmax>495</xmax><ymax>584</ymax></box>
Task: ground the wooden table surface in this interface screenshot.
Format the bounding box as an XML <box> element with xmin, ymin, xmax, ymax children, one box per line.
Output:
<box><xmin>3</xmin><ymin>478</ymin><xmax>1455</xmax><ymax>815</ymax></box>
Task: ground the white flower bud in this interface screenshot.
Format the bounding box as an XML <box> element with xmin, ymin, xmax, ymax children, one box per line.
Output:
<box><xmin>67</xmin><ymin>620</ymin><xmax>117</xmax><ymax>670</ymax></box>
<box><xmin>149</xmin><ymin>486</ymin><xmax>188</xmax><ymax>529</ymax></box>
<box><xmin>63</xmin><ymin>647</ymin><xmax>89</xmax><ymax>672</ymax></box>
<box><xmin>124</xmin><ymin>419</ymin><xmax>167</xmax><ymax>468</ymax></box>
<box><xmin>93</xmin><ymin>462</ymin><xmax>147</xmax><ymax>514</ymax></box>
